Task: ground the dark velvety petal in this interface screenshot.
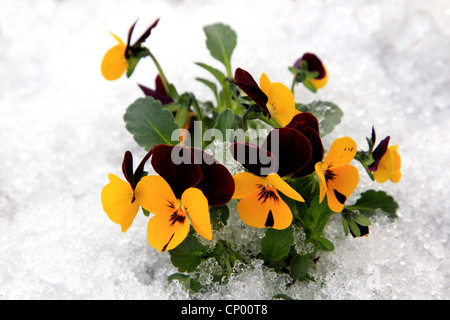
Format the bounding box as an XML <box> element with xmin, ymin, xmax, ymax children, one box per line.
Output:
<box><xmin>155</xmin><ymin>75</ymin><xmax>168</xmax><ymax>97</ymax></box>
<box><xmin>125</xmin><ymin>20</ymin><xmax>138</xmax><ymax>59</ymax></box>
<box><xmin>133</xmin><ymin>18</ymin><xmax>160</xmax><ymax>47</ymax></box>
<box><xmin>286</xmin><ymin>112</ymin><xmax>320</xmax><ymax>134</ymax></box>
<box><xmin>134</xmin><ymin>148</ymin><xmax>153</xmax><ymax>184</ymax></box>
<box><xmin>294</xmin><ymin>53</ymin><xmax>326</xmax><ymax>79</ymax></box>
<box><xmin>261</xmin><ymin>128</ymin><xmax>312</xmax><ymax>177</ymax></box>
<box><xmin>191</xmin><ymin>149</ymin><xmax>235</xmax><ymax>206</ymax></box>
<box><xmin>291</xmin><ymin>123</ymin><xmax>324</xmax><ymax>177</ymax></box>
<box><xmin>138</xmin><ymin>83</ymin><xmax>174</xmax><ymax>105</ymax></box>
<box><xmin>234</xmin><ymin>68</ymin><xmax>270</xmax><ymax>116</ymax></box>
<box><xmin>122</xmin><ymin>151</ymin><xmax>135</xmax><ymax>189</ymax></box>
<box><xmin>368</xmin><ymin>136</ymin><xmax>390</xmax><ymax>172</ymax></box>
<box><xmin>230</xmin><ymin>142</ymin><xmax>277</xmax><ymax>177</ymax></box>
<box><xmin>371</xmin><ymin>126</ymin><xmax>376</xmax><ymax>147</ymax></box>
<box><xmin>151</xmin><ymin>144</ymin><xmax>202</xmax><ymax>198</ymax></box>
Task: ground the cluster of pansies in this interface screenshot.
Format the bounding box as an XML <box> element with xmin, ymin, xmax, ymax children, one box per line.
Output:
<box><xmin>100</xmin><ymin>18</ymin><xmax>401</xmax><ymax>295</ymax></box>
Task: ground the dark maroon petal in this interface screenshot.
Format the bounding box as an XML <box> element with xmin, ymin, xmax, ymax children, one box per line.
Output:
<box><xmin>155</xmin><ymin>75</ymin><xmax>167</xmax><ymax>97</ymax></box>
<box><xmin>151</xmin><ymin>145</ymin><xmax>202</xmax><ymax>198</ymax></box>
<box><xmin>125</xmin><ymin>20</ymin><xmax>138</xmax><ymax>59</ymax></box>
<box><xmin>122</xmin><ymin>151</ymin><xmax>135</xmax><ymax>189</ymax></box>
<box><xmin>234</xmin><ymin>68</ymin><xmax>270</xmax><ymax>117</ymax></box>
<box><xmin>294</xmin><ymin>53</ymin><xmax>326</xmax><ymax>79</ymax></box>
<box><xmin>286</xmin><ymin>112</ymin><xmax>320</xmax><ymax>134</ymax></box>
<box><xmin>138</xmin><ymin>83</ymin><xmax>174</xmax><ymax>105</ymax></box>
<box><xmin>133</xmin><ymin>18</ymin><xmax>160</xmax><ymax>47</ymax></box>
<box><xmin>368</xmin><ymin>136</ymin><xmax>390</xmax><ymax>172</ymax></box>
<box><xmin>134</xmin><ymin>149</ymin><xmax>153</xmax><ymax>184</ymax></box>
<box><xmin>371</xmin><ymin>126</ymin><xmax>376</xmax><ymax>147</ymax></box>
<box><xmin>291</xmin><ymin>123</ymin><xmax>323</xmax><ymax>178</ymax></box>
<box><xmin>191</xmin><ymin>149</ymin><xmax>235</xmax><ymax>206</ymax></box>
<box><xmin>230</xmin><ymin>142</ymin><xmax>277</xmax><ymax>177</ymax></box>
<box><xmin>261</xmin><ymin>128</ymin><xmax>312</xmax><ymax>177</ymax></box>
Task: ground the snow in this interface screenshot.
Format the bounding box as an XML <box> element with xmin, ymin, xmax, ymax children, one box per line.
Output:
<box><xmin>0</xmin><ymin>0</ymin><xmax>449</xmax><ymax>299</ymax></box>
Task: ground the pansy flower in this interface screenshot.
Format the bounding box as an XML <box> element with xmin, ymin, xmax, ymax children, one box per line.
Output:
<box><xmin>286</xmin><ymin>112</ymin><xmax>324</xmax><ymax>177</ymax></box>
<box><xmin>293</xmin><ymin>53</ymin><xmax>328</xmax><ymax>90</ymax></box>
<box><xmin>101</xmin><ymin>150</ymin><xmax>152</xmax><ymax>232</ymax></box>
<box><xmin>314</xmin><ymin>137</ymin><xmax>359</xmax><ymax>212</ymax></box>
<box><xmin>368</xmin><ymin>136</ymin><xmax>401</xmax><ymax>183</ymax></box>
<box><xmin>231</xmin><ymin>127</ymin><xmax>312</xmax><ymax>229</ymax></box>
<box><xmin>134</xmin><ymin>145</ymin><xmax>234</xmax><ymax>252</ymax></box>
<box><xmin>101</xmin><ymin>18</ymin><xmax>160</xmax><ymax>81</ymax></box>
<box><xmin>234</xmin><ymin>68</ymin><xmax>299</xmax><ymax>127</ymax></box>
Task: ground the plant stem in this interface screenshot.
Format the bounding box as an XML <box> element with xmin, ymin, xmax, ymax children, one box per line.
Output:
<box><xmin>148</xmin><ymin>51</ymin><xmax>175</xmax><ymax>98</ymax></box>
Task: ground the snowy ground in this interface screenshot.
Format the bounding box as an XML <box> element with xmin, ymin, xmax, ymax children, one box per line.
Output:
<box><xmin>0</xmin><ymin>0</ymin><xmax>449</xmax><ymax>299</ymax></box>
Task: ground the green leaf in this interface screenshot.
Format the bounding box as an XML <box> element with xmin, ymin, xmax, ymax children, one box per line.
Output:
<box><xmin>296</xmin><ymin>101</ymin><xmax>344</xmax><ymax>137</ymax></box>
<box><xmin>124</xmin><ymin>97</ymin><xmax>179</xmax><ymax>151</ymax></box>
<box><xmin>213</xmin><ymin>108</ymin><xmax>235</xmax><ymax>141</ymax></box>
<box><xmin>290</xmin><ymin>254</ymin><xmax>311</xmax><ymax>280</ymax></box>
<box><xmin>347</xmin><ymin>190</ymin><xmax>399</xmax><ymax>218</ymax></box>
<box><xmin>141</xmin><ymin>207</ymin><xmax>150</xmax><ymax>217</ymax></box>
<box><xmin>209</xmin><ymin>205</ymin><xmax>230</xmax><ymax>230</ymax></box>
<box><xmin>196</xmin><ymin>77</ymin><xmax>218</xmax><ymax>101</ymax></box>
<box><xmin>203</xmin><ymin>23</ymin><xmax>237</xmax><ymax>76</ymax></box>
<box><xmin>352</xmin><ymin>213</ymin><xmax>372</xmax><ymax>226</ymax></box>
<box><xmin>173</xmin><ymin>102</ymin><xmax>189</xmax><ymax>128</ymax></box>
<box><xmin>305</xmin><ymin>195</ymin><xmax>332</xmax><ymax>233</ymax></box>
<box><xmin>302</xmin><ymin>79</ymin><xmax>317</xmax><ymax>93</ymax></box>
<box><xmin>168</xmin><ymin>235</ymin><xmax>209</xmax><ymax>273</ymax></box>
<box><xmin>341</xmin><ymin>214</ymin><xmax>349</xmax><ymax>236</ymax></box>
<box><xmin>195</xmin><ymin>62</ymin><xmax>226</xmax><ymax>84</ymax></box>
<box><xmin>348</xmin><ymin>219</ymin><xmax>361</xmax><ymax>237</ymax></box>
<box><xmin>314</xmin><ymin>236</ymin><xmax>334</xmax><ymax>252</ymax></box>
<box><xmin>261</xmin><ymin>226</ymin><xmax>294</xmax><ymax>262</ymax></box>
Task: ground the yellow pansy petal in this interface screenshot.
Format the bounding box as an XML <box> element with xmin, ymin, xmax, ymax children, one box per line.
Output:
<box><xmin>310</xmin><ymin>65</ymin><xmax>328</xmax><ymax>89</ymax></box>
<box><xmin>232</xmin><ymin>172</ymin><xmax>266</xmax><ymax>199</ymax></box>
<box><xmin>147</xmin><ymin>210</ymin><xmax>190</xmax><ymax>252</ymax></box>
<box><xmin>373</xmin><ymin>149</ymin><xmax>394</xmax><ymax>183</ymax></box>
<box><xmin>314</xmin><ymin>162</ymin><xmax>327</xmax><ymax>203</ymax></box>
<box><xmin>267</xmin><ymin>84</ymin><xmax>297</xmax><ymax>127</ymax></box>
<box><xmin>266</xmin><ymin>173</ymin><xmax>304</xmax><ymax>202</ymax></box>
<box><xmin>134</xmin><ymin>175</ymin><xmax>178</xmax><ymax>215</ymax></box>
<box><xmin>101</xmin><ymin>174</ymin><xmax>139</xmax><ymax>232</ymax></box>
<box><xmin>260</xmin><ymin>72</ymin><xmax>271</xmax><ymax>94</ymax></box>
<box><xmin>323</xmin><ymin>137</ymin><xmax>357</xmax><ymax>169</ymax></box>
<box><xmin>325</xmin><ymin>165</ymin><xmax>359</xmax><ymax>212</ymax></box>
<box><xmin>260</xmin><ymin>73</ymin><xmax>297</xmax><ymax>127</ymax></box>
<box><xmin>389</xmin><ymin>145</ymin><xmax>401</xmax><ymax>183</ymax></box>
<box><xmin>108</xmin><ymin>31</ymin><xmax>125</xmax><ymax>45</ymax></box>
<box><xmin>237</xmin><ymin>188</ymin><xmax>292</xmax><ymax>230</ymax></box>
<box><xmin>101</xmin><ymin>44</ymin><xmax>128</xmax><ymax>81</ymax></box>
<box><xmin>181</xmin><ymin>187</ymin><xmax>212</xmax><ymax>240</ymax></box>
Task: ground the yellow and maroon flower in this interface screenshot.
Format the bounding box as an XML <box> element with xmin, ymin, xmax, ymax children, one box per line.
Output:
<box><xmin>293</xmin><ymin>53</ymin><xmax>328</xmax><ymax>90</ymax></box>
<box><xmin>101</xmin><ymin>150</ymin><xmax>152</xmax><ymax>232</ymax></box>
<box><xmin>315</xmin><ymin>137</ymin><xmax>359</xmax><ymax>212</ymax></box>
<box><xmin>101</xmin><ymin>18</ymin><xmax>160</xmax><ymax>81</ymax></box>
<box><xmin>369</xmin><ymin>136</ymin><xmax>401</xmax><ymax>183</ymax></box>
<box><xmin>134</xmin><ymin>145</ymin><xmax>234</xmax><ymax>252</ymax></box>
<box><xmin>230</xmin><ymin>127</ymin><xmax>312</xmax><ymax>229</ymax></box>
<box><xmin>234</xmin><ymin>68</ymin><xmax>299</xmax><ymax>127</ymax></box>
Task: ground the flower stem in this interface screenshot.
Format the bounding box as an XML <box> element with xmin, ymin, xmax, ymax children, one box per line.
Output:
<box><xmin>148</xmin><ymin>51</ymin><xmax>176</xmax><ymax>98</ymax></box>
